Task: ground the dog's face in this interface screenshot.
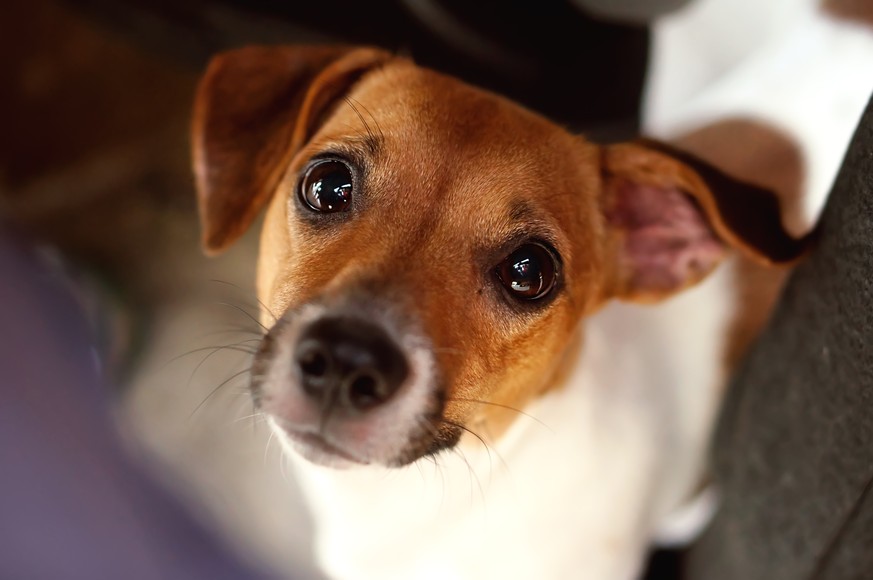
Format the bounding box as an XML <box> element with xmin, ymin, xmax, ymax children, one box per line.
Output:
<box><xmin>192</xmin><ymin>46</ymin><xmax>804</xmax><ymax>467</ymax></box>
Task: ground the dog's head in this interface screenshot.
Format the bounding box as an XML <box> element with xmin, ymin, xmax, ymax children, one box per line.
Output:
<box><xmin>192</xmin><ymin>46</ymin><xmax>805</xmax><ymax>467</ymax></box>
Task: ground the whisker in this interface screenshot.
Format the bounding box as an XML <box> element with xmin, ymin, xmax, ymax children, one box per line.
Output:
<box><xmin>419</xmin><ymin>415</ymin><xmax>486</xmax><ymax>507</ymax></box>
<box><xmin>344</xmin><ymin>97</ymin><xmax>379</xmax><ymax>150</ymax></box>
<box><xmin>208</xmin><ymin>279</ymin><xmax>278</xmax><ymax>322</ymax></box>
<box><xmin>278</xmin><ymin>450</ymin><xmax>291</xmax><ymax>485</ymax></box>
<box><xmin>446</xmin><ymin>397</ymin><xmax>551</xmax><ymax>430</ymax></box>
<box><xmin>162</xmin><ymin>344</ymin><xmax>257</xmax><ymax>368</ymax></box>
<box><xmin>349</xmin><ymin>97</ymin><xmax>385</xmax><ymax>143</ymax></box>
<box><xmin>427</xmin><ymin>447</ymin><xmax>447</xmax><ymax>512</ymax></box>
<box><xmin>185</xmin><ymin>339</ymin><xmax>256</xmax><ymax>391</ymax></box>
<box><xmin>265</xmin><ymin>428</ymin><xmax>276</xmax><ymax>466</ymax></box>
<box><xmin>225</xmin><ymin>396</ymin><xmax>261</xmax><ymax>430</ymax></box>
<box><xmin>435</xmin><ymin>417</ymin><xmax>510</xmax><ymax>476</ymax></box>
<box><xmin>189</xmin><ymin>368</ymin><xmax>251</xmax><ymax>419</ymax></box>
<box><xmin>234</xmin><ymin>412</ymin><xmax>264</xmax><ymax>424</ymax></box>
<box><xmin>214</xmin><ymin>301</ymin><xmax>270</xmax><ymax>333</ymax></box>
<box><xmin>196</xmin><ymin>327</ymin><xmax>264</xmax><ymax>340</ymax></box>
<box><xmin>437</xmin><ymin>417</ymin><xmax>490</xmax><ymax>452</ymax></box>
<box><xmin>412</xmin><ymin>417</ymin><xmax>448</xmax><ymax>502</ymax></box>
<box><xmin>250</xmin><ymin>396</ymin><xmax>258</xmax><ymax>434</ymax></box>
<box><xmin>413</xmin><ymin>455</ymin><xmax>428</xmax><ymax>486</ymax></box>
<box><xmin>451</xmin><ymin>445</ymin><xmax>486</xmax><ymax>508</ymax></box>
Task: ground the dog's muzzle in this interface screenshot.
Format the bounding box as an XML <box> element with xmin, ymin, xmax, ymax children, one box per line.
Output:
<box><xmin>252</xmin><ymin>302</ymin><xmax>458</xmax><ymax>467</ymax></box>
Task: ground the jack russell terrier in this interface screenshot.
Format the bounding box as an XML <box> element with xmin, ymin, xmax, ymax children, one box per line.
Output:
<box><xmin>191</xmin><ymin>45</ymin><xmax>810</xmax><ymax>579</ymax></box>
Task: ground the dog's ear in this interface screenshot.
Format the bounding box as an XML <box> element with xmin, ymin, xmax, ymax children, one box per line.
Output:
<box><xmin>192</xmin><ymin>45</ymin><xmax>393</xmax><ymax>254</ymax></box>
<box><xmin>600</xmin><ymin>139</ymin><xmax>809</xmax><ymax>302</ymax></box>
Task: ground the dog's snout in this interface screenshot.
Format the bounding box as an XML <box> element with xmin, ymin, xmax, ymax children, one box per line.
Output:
<box><xmin>294</xmin><ymin>317</ymin><xmax>409</xmax><ymax>412</ymax></box>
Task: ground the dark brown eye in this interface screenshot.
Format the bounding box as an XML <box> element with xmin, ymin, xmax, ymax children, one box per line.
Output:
<box><xmin>495</xmin><ymin>242</ymin><xmax>559</xmax><ymax>301</ymax></box>
<box><xmin>299</xmin><ymin>159</ymin><xmax>354</xmax><ymax>212</ymax></box>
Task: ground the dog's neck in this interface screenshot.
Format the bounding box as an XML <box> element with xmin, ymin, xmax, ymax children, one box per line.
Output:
<box><xmin>285</xmin><ymin>258</ymin><xmax>736</xmax><ymax>580</ymax></box>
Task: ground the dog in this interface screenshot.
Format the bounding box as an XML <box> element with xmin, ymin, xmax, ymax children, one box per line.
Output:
<box><xmin>191</xmin><ymin>45</ymin><xmax>808</xmax><ymax>579</ymax></box>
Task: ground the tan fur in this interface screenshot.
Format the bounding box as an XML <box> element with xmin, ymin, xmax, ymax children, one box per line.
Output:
<box><xmin>823</xmin><ymin>0</ymin><xmax>873</xmax><ymax>27</ymax></box>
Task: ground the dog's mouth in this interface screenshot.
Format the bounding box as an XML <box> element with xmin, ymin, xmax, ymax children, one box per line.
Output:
<box><xmin>274</xmin><ymin>423</ymin><xmax>369</xmax><ymax>466</ymax></box>
<box><xmin>264</xmin><ymin>404</ymin><xmax>462</xmax><ymax>468</ymax></box>
<box><xmin>270</xmin><ymin>418</ymin><xmax>462</xmax><ymax>468</ymax></box>
<box><xmin>251</xmin><ymin>308</ymin><xmax>464</xmax><ymax>467</ymax></box>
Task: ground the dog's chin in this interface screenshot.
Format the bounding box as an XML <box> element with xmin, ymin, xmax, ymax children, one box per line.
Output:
<box><xmin>266</xmin><ymin>415</ymin><xmax>462</xmax><ymax>469</ymax></box>
<box><xmin>268</xmin><ymin>418</ymin><xmax>369</xmax><ymax>469</ymax></box>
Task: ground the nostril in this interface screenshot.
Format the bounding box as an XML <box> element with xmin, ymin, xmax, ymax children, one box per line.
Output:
<box><xmin>300</xmin><ymin>348</ymin><xmax>328</xmax><ymax>378</ymax></box>
<box><xmin>295</xmin><ymin>340</ymin><xmax>334</xmax><ymax>399</ymax></box>
<box><xmin>346</xmin><ymin>371</ymin><xmax>387</xmax><ymax>410</ymax></box>
<box><xmin>295</xmin><ymin>317</ymin><xmax>409</xmax><ymax>412</ymax></box>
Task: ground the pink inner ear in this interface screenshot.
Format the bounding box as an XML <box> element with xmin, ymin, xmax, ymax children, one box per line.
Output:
<box><xmin>608</xmin><ymin>181</ymin><xmax>726</xmax><ymax>294</ymax></box>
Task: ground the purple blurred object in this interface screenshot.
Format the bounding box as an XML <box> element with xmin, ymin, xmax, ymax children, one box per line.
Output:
<box><xmin>0</xmin><ymin>227</ymin><xmax>278</xmax><ymax>580</ymax></box>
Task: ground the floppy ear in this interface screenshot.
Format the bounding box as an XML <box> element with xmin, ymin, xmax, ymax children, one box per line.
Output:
<box><xmin>192</xmin><ymin>45</ymin><xmax>393</xmax><ymax>254</ymax></box>
<box><xmin>600</xmin><ymin>140</ymin><xmax>810</xmax><ymax>302</ymax></box>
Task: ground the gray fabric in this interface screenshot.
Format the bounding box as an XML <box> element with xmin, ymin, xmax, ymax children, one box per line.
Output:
<box><xmin>687</xmin><ymin>95</ymin><xmax>873</xmax><ymax>579</ymax></box>
<box><xmin>0</xmin><ymin>230</ymin><xmax>280</xmax><ymax>580</ymax></box>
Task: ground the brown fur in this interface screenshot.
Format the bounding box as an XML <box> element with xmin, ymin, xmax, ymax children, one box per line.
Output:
<box><xmin>823</xmin><ymin>0</ymin><xmax>873</xmax><ymax>27</ymax></box>
<box><xmin>674</xmin><ymin>118</ymin><xmax>805</xmax><ymax>372</ymax></box>
<box><xmin>254</xmin><ymin>60</ymin><xmax>606</xmax><ymax>433</ymax></box>
<box><xmin>192</xmin><ymin>47</ymin><xmax>808</xmax><ymax>447</ymax></box>
<box><xmin>192</xmin><ymin>46</ymin><xmax>393</xmax><ymax>253</ymax></box>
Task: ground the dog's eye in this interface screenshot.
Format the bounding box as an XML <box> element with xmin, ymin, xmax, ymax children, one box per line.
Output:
<box><xmin>299</xmin><ymin>159</ymin><xmax>354</xmax><ymax>212</ymax></box>
<box><xmin>495</xmin><ymin>242</ymin><xmax>559</xmax><ymax>301</ymax></box>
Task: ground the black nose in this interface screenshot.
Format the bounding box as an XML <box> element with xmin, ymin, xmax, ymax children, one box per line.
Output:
<box><xmin>293</xmin><ymin>317</ymin><xmax>409</xmax><ymax>412</ymax></box>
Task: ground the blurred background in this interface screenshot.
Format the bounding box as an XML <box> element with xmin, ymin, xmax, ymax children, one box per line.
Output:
<box><xmin>1</xmin><ymin>0</ymin><xmax>871</xmax><ymax>578</ymax></box>
<box><xmin>1</xmin><ymin>0</ymin><xmax>319</xmax><ymax>576</ymax></box>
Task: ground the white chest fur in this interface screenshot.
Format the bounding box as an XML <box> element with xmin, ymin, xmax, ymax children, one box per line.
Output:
<box><xmin>284</xmin><ymin>261</ymin><xmax>735</xmax><ymax>580</ymax></box>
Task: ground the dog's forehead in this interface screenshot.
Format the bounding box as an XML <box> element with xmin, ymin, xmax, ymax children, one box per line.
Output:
<box><xmin>348</xmin><ymin>63</ymin><xmax>570</xmax><ymax>165</ymax></box>
<box><xmin>322</xmin><ymin>63</ymin><xmax>596</xmax><ymax>239</ymax></box>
